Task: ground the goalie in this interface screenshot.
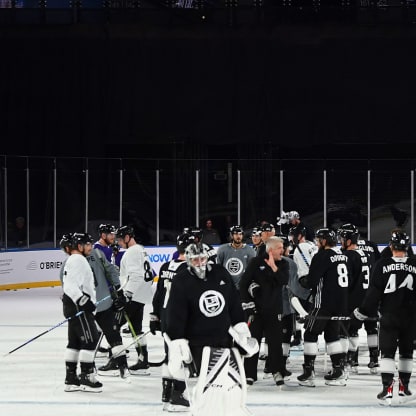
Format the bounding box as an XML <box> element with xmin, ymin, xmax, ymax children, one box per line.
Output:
<box><xmin>165</xmin><ymin>243</ymin><xmax>258</xmax><ymax>415</ymax></box>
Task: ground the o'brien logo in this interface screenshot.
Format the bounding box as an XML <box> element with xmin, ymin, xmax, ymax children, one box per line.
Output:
<box><xmin>40</xmin><ymin>261</ymin><xmax>63</xmax><ymax>270</ymax></box>
<box><xmin>26</xmin><ymin>261</ymin><xmax>63</xmax><ymax>270</ymax></box>
<box><xmin>26</xmin><ymin>261</ymin><xmax>37</xmax><ymax>271</ymax></box>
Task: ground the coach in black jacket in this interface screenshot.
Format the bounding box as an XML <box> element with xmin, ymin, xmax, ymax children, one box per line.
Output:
<box><xmin>240</xmin><ymin>236</ymin><xmax>289</xmax><ymax>386</ymax></box>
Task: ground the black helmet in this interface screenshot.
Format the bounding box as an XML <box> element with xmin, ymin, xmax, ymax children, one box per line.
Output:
<box><xmin>277</xmin><ymin>234</ymin><xmax>290</xmax><ymax>250</ymax></box>
<box><xmin>289</xmin><ymin>225</ymin><xmax>306</xmax><ymax>237</ymax></box>
<box><xmin>315</xmin><ymin>228</ymin><xmax>337</xmax><ymax>246</ymax></box>
<box><xmin>390</xmin><ymin>231</ymin><xmax>410</xmax><ymax>251</ymax></box>
<box><xmin>98</xmin><ymin>223</ymin><xmax>116</xmax><ymax>235</ymax></box>
<box><xmin>337</xmin><ymin>223</ymin><xmax>359</xmax><ymax>244</ymax></box>
<box><xmin>176</xmin><ymin>232</ymin><xmax>192</xmax><ymax>253</ymax></box>
<box><xmin>70</xmin><ymin>232</ymin><xmax>93</xmax><ymax>250</ymax></box>
<box><xmin>115</xmin><ymin>225</ymin><xmax>135</xmax><ymax>239</ymax></box>
<box><xmin>190</xmin><ymin>226</ymin><xmax>203</xmax><ymax>241</ymax></box>
<box><xmin>59</xmin><ymin>233</ymin><xmax>73</xmax><ymax>250</ymax></box>
<box><xmin>230</xmin><ymin>225</ymin><xmax>243</xmax><ymax>234</ymax></box>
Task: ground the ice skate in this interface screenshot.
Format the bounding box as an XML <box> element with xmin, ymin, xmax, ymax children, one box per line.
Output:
<box><xmin>64</xmin><ymin>372</ymin><xmax>81</xmax><ymax>392</ymax></box>
<box><xmin>165</xmin><ymin>389</ymin><xmax>190</xmax><ymax>412</ymax></box>
<box><xmin>79</xmin><ymin>372</ymin><xmax>103</xmax><ymax>393</ymax></box>
<box><xmin>324</xmin><ymin>366</ymin><xmax>346</xmax><ymax>386</ymax></box>
<box><xmin>377</xmin><ymin>380</ymin><xmax>394</xmax><ymax>406</ymax></box>
<box><xmin>98</xmin><ymin>360</ymin><xmax>119</xmax><ymax>377</ymax></box>
<box><xmin>398</xmin><ymin>378</ymin><xmax>415</xmax><ymax>404</ymax></box>
<box><xmin>297</xmin><ymin>364</ymin><xmax>315</xmax><ymax>387</ymax></box>
<box><xmin>129</xmin><ymin>359</ymin><xmax>150</xmax><ymax>375</ymax></box>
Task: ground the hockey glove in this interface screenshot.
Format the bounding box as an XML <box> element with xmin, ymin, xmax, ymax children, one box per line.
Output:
<box><xmin>350</xmin><ymin>307</ymin><xmax>368</xmax><ymax>327</ymax></box>
<box><xmin>112</xmin><ymin>291</ymin><xmax>127</xmax><ymax>312</ymax></box>
<box><xmin>168</xmin><ymin>338</ymin><xmax>192</xmax><ymax>379</ymax></box>
<box><xmin>149</xmin><ymin>313</ymin><xmax>161</xmax><ymax>335</ymax></box>
<box><xmin>229</xmin><ymin>322</ymin><xmax>259</xmax><ymax>358</ymax></box>
<box><xmin>242</xmin><ymin>301</ymin><xmax>257</xmax><ymax>322</ymax></box>
<box><xmin>298</xmin><ymin>275</ymin><xmax>310</xmax><ymax>289</ymax></box>
<box><xmin>124</xmin><ymin>290</ymin><xmax>133</xmax><ymax>303</ymax></box>
<box><xmin>77</xmin><ymin>293</ymin><xmax>96</xmax><ymax>313</ymax></box>
<box><xmin>248</xmin><ymin>282</ymin><xmax>261</xmax><ymax>298</ymax></box>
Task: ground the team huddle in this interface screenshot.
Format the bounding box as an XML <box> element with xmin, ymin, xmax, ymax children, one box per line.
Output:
<box><xmin>58</xmin><ymin>213</ymin><xmax>416</xmax><ymax>412</ymax></box>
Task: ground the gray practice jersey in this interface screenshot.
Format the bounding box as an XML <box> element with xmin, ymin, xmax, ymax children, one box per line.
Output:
<box><xmin>216</xmin><ymin>243</ymin><xmax>256</xmax><ymax>289</ymax></box>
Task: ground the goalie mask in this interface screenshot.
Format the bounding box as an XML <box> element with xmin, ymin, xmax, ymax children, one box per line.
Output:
<box><xmin>185</xmin><ymin>243</ymin><xmax>209</xmax><ymax>279</ymax></box>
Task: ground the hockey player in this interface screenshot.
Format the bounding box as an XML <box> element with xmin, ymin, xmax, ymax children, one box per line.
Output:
<box><xmin>250</xmin><ymin>227</ymin><xmax>263</xmax><ymax>254</ymax></box>
<box><xmin>379</xmin><ymin>228</ymin><xmax>414</xmax><ymax>259</ymax></box>
<box><xmin>352</xmin><ymin>231</ymin><xmax>416</xmax><ymax>405</ymax></box>
<box><xmin>288</xmin><ymin>224</ymin><xmax>318</xmax><ymax>346</ymax></box>
<box><xmin>165</xmin><ymin>243</ymin><xmax>256</xmax><ymax>415</ymax></box>
<box><xmin>60</xmin><ymin>232</ymin><xmax>103</xmax><ymax>392</ymax></box>
<box><xmin>94</xmin><ymin>224</ymin><xmax>117</xmax><ymax>262</ymax></box>
<box><xmin>116</xmin><ymin>225</ymin><xmax>154</xmax><ymax>375</ymax></box>
<box><xmin>150</xmin><ymin>232</ymin><xmax>192</xmax><ymax>411</ymax></box>
<box><xmin>337</xmin><ymin>223</ymin><xmax>378</xmax><ymax>374</ymax></box>
<box><xmin>357</xmin><ymin>235</ymin><xmax>381</xmax><ymax>265</ymax></box>
<box><xmin>297</xmin><ymin>228</ymin><xmax>349</xmax><ymax>387</ymax></box>
<box><xmin>240</xmin><ymin>236</ymin><xmax>289</xmax><ymax>386</ymax></box>
<box><xmin>86</xmin><ymin>246</ymin><xmax>130</xmax><ymax>379</ymax></box>
<box><xmin>288</xmin><ymin>211</ymin><xmax>315</xmax><ymax>243</ymax></box>
<box><xmin>216</xmin><ymin>225</ymin><xmax>256</xmax><ymax>289</ymax></box>
<box><xmin>256</xmin><ymin>222</ymin><xmax>275</xmax><ymax>257</ymax></box>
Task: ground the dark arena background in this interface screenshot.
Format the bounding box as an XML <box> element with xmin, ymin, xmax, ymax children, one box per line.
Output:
<box><xmin>1</xmin><ymin>1</ymin><xmax>416</xmax><ymax>248</ymax></box>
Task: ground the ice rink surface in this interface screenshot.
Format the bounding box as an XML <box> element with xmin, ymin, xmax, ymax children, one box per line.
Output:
<box><xmin>1</xmin><ymin>287</ymin><xmax>416</xmax><ymax>416</ymax></box>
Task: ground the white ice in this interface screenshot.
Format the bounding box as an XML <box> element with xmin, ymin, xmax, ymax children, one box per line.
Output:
<box><xmin>0</xmin><ymin>287</ymin><xmax>415</xmax><ymax>416</ymax></box>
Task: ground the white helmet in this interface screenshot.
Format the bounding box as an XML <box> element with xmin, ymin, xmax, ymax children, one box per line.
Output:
<box><xmin>185</xmin><ymin>243</ymin><xmax>209</xmax><ymax>279</ymax></box>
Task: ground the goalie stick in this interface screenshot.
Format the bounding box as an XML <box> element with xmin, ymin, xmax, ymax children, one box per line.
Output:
<box><xmin>290</xmin><ymin>296</ymin><xmax>378</xmax><ymax>321</ymax></box>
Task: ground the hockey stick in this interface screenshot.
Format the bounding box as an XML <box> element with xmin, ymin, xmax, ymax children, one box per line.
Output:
<box><xmin>4</xmin><ymin>294</ymin><xmax>112</xmax><ymax>357</ymax></box>
<box><xmin>290</xmin><ymin>297</ymin><xmax>378</xmax><ymax>321</ymax></box>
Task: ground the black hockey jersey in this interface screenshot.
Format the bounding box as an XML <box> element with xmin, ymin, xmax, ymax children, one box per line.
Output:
<box><xmin>360</xmin><ymin>256</ymin><xmax>416</xmax><ymax>317</ymax></box>
<box><xmin>357</xmin><ymin>239</ymin><xmax>381</xmax><ymax>265</ymax></box>
<box><xmin>307</xmin><ymin>247</ymin><xmax>349</xmax><ymax>315</ymax></box>
<box><xmin>152</xmin><ymin>259</ymin><xmax>187</xmax><ymax>331</ymax></box>
<box><xmin>165</xmin><ymin>264</ymin><xmax>245</xmax><ymax>348</ymax></box>
<box><xmin>343</xmin><ymin>248</ymin><xmax>371</xmax><ymax>312</ymax></box>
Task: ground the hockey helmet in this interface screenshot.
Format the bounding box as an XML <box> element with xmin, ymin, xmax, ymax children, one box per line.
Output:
<box><xmin>230</xmin><ymin>225</ymin><xmax>244</xmax><ymax>234</ymax></box>
<box><xmin>115</xmin><ymin>225</ymin><xmax>135</xmax><ymax>239</ymax></box>
<box><xmin>185</xmin><ymin>243</ymin><xmax>209</xmax><ymax>279</ymax></box>
<box><xmin>315</xmin><ymin>228</ymin><xmax>337</xmax><ymax>246</ymax></box>
<box><xmin>176</xmin><ymin>232</ymin><xmax>192</xmax><ymax>253</ymax></box>
<box><xmin>288</xmin><ymin>225</ymin><xmax>307</xmax><ymax>244</ymax></box>
<box><xmin>190</xmin><ymin>226</ymin><xmax>203</xmax><ymax>242</ymax></box>
<box><xmin>390</xmin><ymin>231</ymin><xmax>410</xmax><ymax>251</ymax></box>
<box><xmin>98</xmin><ymin>223</ymin><xmax>116</xmax><ymax>235</ymax></box>
<box><xmin>59</xmin><ymin>233</ymin><xmax>73</xmax><ymax>250</ymax></box>
<box><xmin>261</xmin><ymin>223</ymin><xmax>275</xmax><ymax>232</ymax></box>
<box><xmin>70</xmin><ymin>232</ymin><xmax>93</xmax><ymax>250</ymax></box>
<box><xmin>251</xmin><ymin>227</ymin><xmax>261</xmax><ymax>236</ymax></box>
<box><xmin>337</xmin><ymin>223</ymin><xmax>359</xmax><ymax>244</ymax></box>
<box><xmin>288</xmin><ymin>211</ymin><xmax>300</xmax><ymax>221</ymax></box>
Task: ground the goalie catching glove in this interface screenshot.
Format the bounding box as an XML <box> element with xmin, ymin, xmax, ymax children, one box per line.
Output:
<box><xmin>168</xmin><ymin>338</ymin><xmax>193</xmax><ymax>379</ymax></box>
<box><xmin>228</xmin><ymin>322</ymin><xmax>259</xmax><ymax>358</ymax></box>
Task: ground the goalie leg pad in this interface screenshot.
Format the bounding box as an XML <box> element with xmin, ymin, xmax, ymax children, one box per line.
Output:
<box><xmin>192</xmin><ymin>347</ymin><xmax>252</xmax><ymax>416</ymax></box>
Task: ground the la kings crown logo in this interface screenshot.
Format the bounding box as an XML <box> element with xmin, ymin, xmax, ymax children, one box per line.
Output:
<box><xmin>199</xmin><ymin>290</ymin><xmax>225</xmax><ymax>317</ymax></box>
<box><xmin>225</xmin><ymin>257</ymin><xmax>244</xmax><ymax>276</ymax></box>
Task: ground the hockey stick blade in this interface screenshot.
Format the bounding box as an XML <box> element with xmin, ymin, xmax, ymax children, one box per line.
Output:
<box><xmin>290</xmin><ymin>296</ymin><xmax>308</xmax><ymax>318</ymax></box>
